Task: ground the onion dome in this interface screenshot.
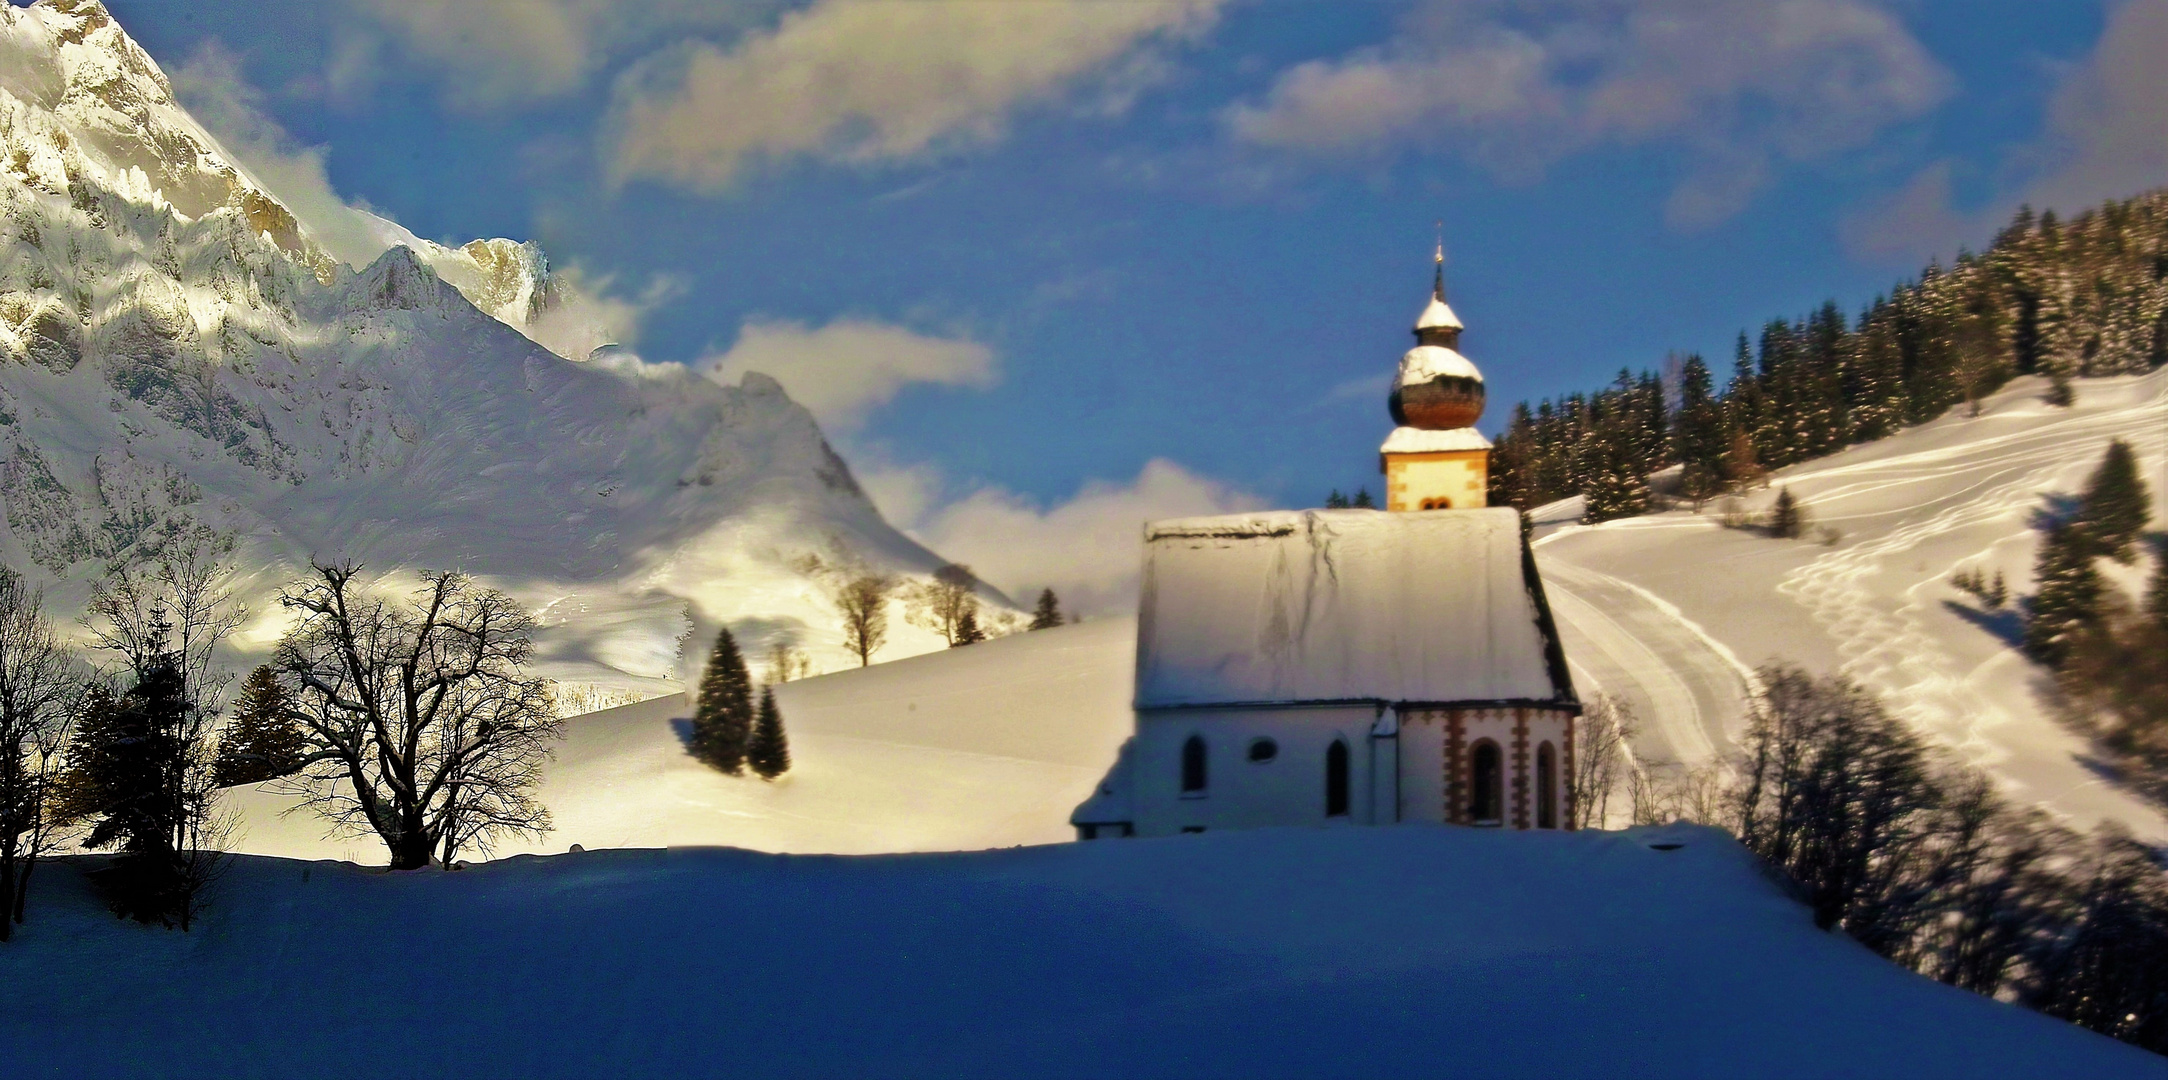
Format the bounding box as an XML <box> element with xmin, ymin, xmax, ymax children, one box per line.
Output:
<box><xmin>1388</xmin><ymin>244</ymin><xmax>1485</xmax><ymax>430</ymax></box>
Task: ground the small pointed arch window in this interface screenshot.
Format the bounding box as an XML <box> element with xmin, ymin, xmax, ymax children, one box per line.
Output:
<box><xmin>1325</xmin><ymin>739</ymin><xmax>1351</xmax><ymax>817</ymax></box>
<box><xmin>1469</xmin><ymin>740</ymin><xmax>1503</xmax><ymax>825</ymax></box>
<box><xmin>1181</xmin><ymin>735</ymin><xmax>1207</xmax><ymax>794</ymax></box>
<box><xmin>1536</xmin><ymin>741</ymin><xmax>1558</xmax><ymax>829</ymax></box>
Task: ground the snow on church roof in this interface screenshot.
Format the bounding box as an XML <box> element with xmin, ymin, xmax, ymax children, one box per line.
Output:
<box><xmin>1415</xmin><ymin>296</ymin><xmax>1462</xmax><ymax>331</ymax></box>
<box><xmin>1135</xmin><ymin>508</ymin><xmax>1576</xmax><ymax>710</ymax></box>
<box><xmin>1397</xmin><ymin>344</ymin><xmax>1482</xmax><ymax>386</ymax></box>
<box><xmin>1380</xmin><ymin>426</ymin><xmax>1491</xmax><ymax>454</ymax></box>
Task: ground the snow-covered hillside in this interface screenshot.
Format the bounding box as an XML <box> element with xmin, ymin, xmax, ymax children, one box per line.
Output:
<box><xmin>220</xmin><ymin>371</ymin><xmax>2167</xmax><ymax>862</ymax></box>
<box><xmin>1538</xmin><ymin>369</ymin><xmax>2168</xmax><ymax>837</ymax></box>
<box><xmin>0</xmin><ymin>0</ymin><xmax>971</xmax><ymax>689</ymax></box>
<box><xmin>224</xmin><ymin>617</ymin><xmax>1138</xmax><ymax>862</ymax></box>
<box><xmin>9</xmin><ymin>824</ymin><xmax>2159</xmax><ymax>1079</ymax></box>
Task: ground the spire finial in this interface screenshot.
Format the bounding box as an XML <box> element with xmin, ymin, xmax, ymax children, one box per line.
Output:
<box><xmin>1431</xmin><ymin>221</ymin><xmax>1445</xmax><ymax>301</ymax></box>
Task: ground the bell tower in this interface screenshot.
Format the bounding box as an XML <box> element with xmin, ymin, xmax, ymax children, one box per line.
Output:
<box><xmin>1381</xmin><ymin>244</ymin><xmax>1490</xmax><ymax>511</ymax></box>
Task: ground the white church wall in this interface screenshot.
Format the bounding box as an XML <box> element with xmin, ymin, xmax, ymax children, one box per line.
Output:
<box><xmin>1396</xmin><ymin>709</ymin><xmax>1447</xmax><ymax>825</ymax></box>
<box><xmin>1130</xmin><ymin>705</ymin><xmax>1381</xmax><ymax>837</ymax></box>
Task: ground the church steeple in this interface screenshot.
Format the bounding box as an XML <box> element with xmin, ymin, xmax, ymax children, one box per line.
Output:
<box><xmin>1380</xmin><ymin>237</ymin><xmax>1491</xmax><ymax>512</ymax></box>
<box><xmin>1413</xmin><ymin>242</ymin><xmax>1463</xmax><ymax>350</ymax></box>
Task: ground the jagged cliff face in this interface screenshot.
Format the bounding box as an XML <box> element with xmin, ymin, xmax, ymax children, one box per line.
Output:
<box><xmin>0</xmin><ymin>1</ymin><xmax>953</xmax><ymax>688</ymax></box>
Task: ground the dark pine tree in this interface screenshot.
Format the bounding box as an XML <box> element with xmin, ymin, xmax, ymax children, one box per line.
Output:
<box><xmin>1771</xmin><ymin>487</ymin><xmax>1804</xmax><ymax>539</ymax></box>
<box><xmin>2026</xmin><ymin>522</ymin><xmax>2105</xmax><ymax>667</ymax></box>
<box><xmin>2075</xmin><ymin>439</ymin><xmax>2151</xmax><ymax>562</ymax></box>
<box><xmin>212</xmin><ymin>665</ymin><xmax>305</xmax><ymax>788</ymax></box>
<box><xmin>1029</xmin><ymin>589</ymin><xmax>1064</xmax><ymax>631</ymax></box>
<box><xmin>1324</xmin><ymin>490</ymin><xmax>1349</xmax><ymax>509</ymax></box>
<box><xmin>52</xmin><ymin>653</ymin><xmax>198</xmax><ymax>923</ymax></box>
<box><xmin>691</xmin><ymin>629</ymin><xmax>753</xmax><ymax>774</ymax></box>
<box><xmin>952</xmin><ymin>606</ymin><xmax>986</xmax><ymax>646</ymax></box>
<box><xmin>748</xmin><ymin>686</ymin><xmax>790</xmax><ymax>780</ymax></box>
<box><xmin>1673</xmin><ymin>353</ymin><xmax>1727</xmax><ymax>506</ymax></box>
<box><xmin>1581</xmin><ymin>428</ymin><xmax>1649</xmax><ymax>524</ymax></box>
<box><xmin>1351</xmin><ymin>488</ymin><xmax>1376</xmax><ymax>509</ymax></box>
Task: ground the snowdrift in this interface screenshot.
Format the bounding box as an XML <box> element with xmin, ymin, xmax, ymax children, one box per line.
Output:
<box><xmin>7</xmin><ymin>824</ymin><xmax>2158</xmax><ymax>1079</ymax></box>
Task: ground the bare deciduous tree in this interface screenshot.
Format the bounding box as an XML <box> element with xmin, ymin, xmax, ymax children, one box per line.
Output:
<box><xmin>0</xmin><ymin>566</ymin><xmax>79</xmax><ymax>939</ymax></box>
<box><xmin>275</xmin><ymin>564</ymin><xmax>560</xmax><ymax>869</ymax></box>
<box><xmin>1569</xmin><ymin>694</ymin><xmax>1637</xmax><ymax>829</ymax></box>
<box><xmin>831</xmin><ymin>571</ymin><xmax>896</xmax><ymax>668</ymax></box>
<box><xmin>905</xmin><ymin>564</ymin><xmax>983</xmax><ymax>647</ymax></box>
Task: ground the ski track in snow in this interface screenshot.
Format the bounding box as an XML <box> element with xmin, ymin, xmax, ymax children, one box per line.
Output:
<box><xmin>1776</xmin><ymin>378</ymin><xmax>2168</xmax><ymax>831</ymax></box>
<box><xmin>1541</xmin><ymin>559</ymin><xmax>1754</xmax><ymax>766</ymax></box>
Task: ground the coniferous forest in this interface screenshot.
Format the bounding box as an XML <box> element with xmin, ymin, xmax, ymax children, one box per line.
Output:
<box><xmin>1489</xmin><ymin>191</ymin><xmax>2168</xmax><ymax>521</ymax></box>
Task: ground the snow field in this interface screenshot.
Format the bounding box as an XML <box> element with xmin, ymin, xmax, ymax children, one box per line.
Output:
<box><xmin>221</xmin><ymin>618</ymin><xmax>1140</xmax><ymax>862</ymax></box>
<box><xmin>5</xmin><ymin>824</ymin><xmax>2158</xmax><ymax>1079</ymax></box>
<box><xmin>1539</xmin><ymin>370</ymin><xmax>2168</xmax><ymax>835</ymax></box>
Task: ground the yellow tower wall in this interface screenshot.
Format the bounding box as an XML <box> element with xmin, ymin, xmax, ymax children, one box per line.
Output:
<box><xmin>1382</xmin><ymin>449</ymin><xmax>1489</xmax><ymax>511</ymax></box>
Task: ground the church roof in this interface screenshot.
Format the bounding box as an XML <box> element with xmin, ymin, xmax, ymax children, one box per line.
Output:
<box><xmin>1415</xmin><ymin>296</ymin><xmax>1463</xmax><ymax>332</ymax></box>
<box><xmin>1380</xmin><ymin>426</ymin><xmax>1491</xmax><ymax>454</ymax></box>
<box><xmin>1134</xmin><ymin>508</ymin><xmax>1577</xmax><ymax>711</ymax></box>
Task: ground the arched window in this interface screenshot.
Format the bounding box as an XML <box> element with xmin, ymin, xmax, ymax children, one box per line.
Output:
<box><xmin>1247</xmin><ymin>737</ymin><xmax>1278</xmax><ymax>763</ymax></box>
<box><xmin>1469</xmin><ymin>740</ymin><xmax>1503</xmax><ymax>824</ymax></box>
<box><xmin>1536</xmin><ymin>742</ymin><xmax>1558</xmax><ymax>829</ymax></box>
<box><xmin>1181</xmin><ymin>735</ymin><xmax>1207</xmax><ymax>794</ymax></box>
<box><xmin>1421</xmin><ymin>496</ymin><xmax>1452</xmax><ymax>510</ymax></box>
<box><xmin>1325</xmin><ymin>739</ymin><xmax>1350</xmax><ymax>817</ymax></box>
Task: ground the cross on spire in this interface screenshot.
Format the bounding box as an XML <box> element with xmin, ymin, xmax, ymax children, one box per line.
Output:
<box><xmin>1432</xmin><ymin>221</ymin><xmax>1446</xmax><ymax>301</ymax></box>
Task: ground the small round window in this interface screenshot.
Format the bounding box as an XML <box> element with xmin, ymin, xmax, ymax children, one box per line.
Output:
<box><xmin>1247</xmin><ymin>738</ymin><xmax>1278</xmax><ymax>763</ymax></box>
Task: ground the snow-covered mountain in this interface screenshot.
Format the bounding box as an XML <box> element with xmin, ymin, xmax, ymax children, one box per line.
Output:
<box><xmin>0</xmin><ymin>0</ymin><xmax>969</xmax><ymax>690</ymax></box>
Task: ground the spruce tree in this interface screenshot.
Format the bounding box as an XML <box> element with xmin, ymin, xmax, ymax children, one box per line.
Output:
<box><xmin>748</xmin><ymin>686</ymin><xmax>790</xmax><ymax>779</ymax></box>
<box><xmin>691</xmin><ymin>629</ymin><xmax>753</xmax><ymax>774</ymax></box>
<box><xmin>1324</xmin><ymin>490</ymin><xmax>1349</xmax><ymax>509</ymax></box>
<box><xmin>952</xmin><ymin>607</ymin><xmax>985</xmax><ymax>646</ymax></box>
<box><xmin>1674</xmin><ymin>354</ymin><xmax>1727</xmax><ymax>506</ymax></box>
<box><xmin>1771</xmin><ymin>488</ymin><xmax>1804</xmax><ymax>539</ymax></box>
<box><xmin>2026</xmin><ymin>522</ymin><xmax>2104</xmax><ymax>667</ymax></box>
<box><xmin>1351</xmin><ymin>488</ymin><xmax>1375</xmax><ymax>509</ymax></box>
<box><xmin>2076</xmin><ymin>439</ymin><xmax>2151</xmax><ymax>562</ymax></box>
<box><xmin>1029</xmin><ymin>589</ymin><xmax>1063</xmax><ymax>630</ymax></box>
<box><xmin>212</xmin><ymin>665</ymin><xmax>304</xmax><ymax>788</ymax></box>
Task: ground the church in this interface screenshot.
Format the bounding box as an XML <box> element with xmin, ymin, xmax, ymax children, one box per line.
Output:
<box><xmin>1072</xmin><ymin>250</ymin><xmax>1581</xmax><ymax>838</ymax></box>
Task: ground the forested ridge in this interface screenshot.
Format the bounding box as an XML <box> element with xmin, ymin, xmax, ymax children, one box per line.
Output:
<box><xmin>1489</xmin><ymin>189</ymin><xmax>2168</xmax><ymax>520</ymax></box>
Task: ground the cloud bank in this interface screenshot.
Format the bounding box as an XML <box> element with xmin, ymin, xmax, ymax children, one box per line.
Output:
<box><xmin>1843</xmin><ymin>0</ymin><xmax>2168</xmax><ymax>263</ymax></box>
<box><xmin>704</xmin><ymin>318</ymin><xmax>996</xmax><ymax>433</ymax></box>
<box><xmin>903</xmin><ymin>460</ymin><xmax>1267</xmax><ymax>617</ymax></box>
<box><xmin>606</xmin><ymin>0</ymin><xmax>1224</xmax><ymax>191</ymax></box>
<box><xmin>1227</xmin><ymin>0</ymin><xmax>1951</xmax><ymax>226</ymax></box>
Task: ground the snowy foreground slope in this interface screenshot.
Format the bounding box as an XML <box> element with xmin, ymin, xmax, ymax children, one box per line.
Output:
<box><xmin>1537</xmin><ymin>370</ymin><xmax>2168</xmax><ymax>837</ymax></box>
<box><xmin>224</xmin><ymin>618</ymin><xmax>1138</xmax><ymax>862</ymax></box>
<box><xmin>9</xmin><ymin>825</ymin><xmax>2158</xmax><ymax>1079</ymax></box>
<box><xmin>0</xmin><ymin>1</ymin><xmax>967</xmax><ymax>687</ymax></box>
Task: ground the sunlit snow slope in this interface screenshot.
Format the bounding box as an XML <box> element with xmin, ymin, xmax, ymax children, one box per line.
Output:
<box><xmin>10</xmin><ymin>825</ymin><xmax>2160</xmax><ymax>1079</ymax></box>
<box><xmin>1538</xmin><ymin>370</ymin><xmax>2168</xmax><ymax>837</ymax></box>
<box><xmin>0</xmin><ymin>1</ymin><xmax>970</xmax><ymax>692</ymax></box>
<box><xmin>224</xmin><ymin>618</ymin><xmax>1139</xmax><ymax>862</ymax></box>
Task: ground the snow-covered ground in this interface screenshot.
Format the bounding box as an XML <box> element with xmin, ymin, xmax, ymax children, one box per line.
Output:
<box><xmin>1538</xmin><ymin>369</ymin><xmax>2168</xmax><ymax>836</ymax></box>
<box><xmin>8</xmin><ymin>823</ymin><xmax>2158</xmax><ymax>1079</ymax></box>
<box><xmin>224</xmin><ymin>617</ymin><xmax>1139</xmax><ymax>862</ymax></box>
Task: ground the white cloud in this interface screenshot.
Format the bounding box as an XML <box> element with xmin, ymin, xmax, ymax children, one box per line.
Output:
<box><xmin>1228</xmin><ymin>0</ymin><xmax>1952</xmax><ymax>226</ymax></box>
<box><xmin>1840</xmin><ymin>0</ymin><xmax>2168</xmax><ymax>264</ymax></box>
<box><xmin>704</xmin><ymin>318</ymin><xmax>997</xmax><ymax>433</ymax></box>
<box><xmin>341</xmin><ymin>0</ymin><xmax>757</xmax><ymax>109</ymax></box>
<box><xmin>2020</xmin><ymin>0</ymin><xmax>2168</xmax><ymax>215</ymax></box>
<box><xmin>170</xmin><ymin>42</ymin><xmax>393</xmax><ymax>270</ymax></box>
<box><xmin>606</xmin><ymin>0</ymin><xmax>1225</xmax><ymax>191</ymax></box>
<box><xmin>904</xmin><ymin>460</ymin><xmax>1267</xmax><ymax>617</ymax></box>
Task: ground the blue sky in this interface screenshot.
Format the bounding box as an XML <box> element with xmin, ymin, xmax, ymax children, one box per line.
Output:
<box><xmin>102</xmin><ymin>0</ymin><xmax>2167</xmax><ymax>608</ymax></box>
